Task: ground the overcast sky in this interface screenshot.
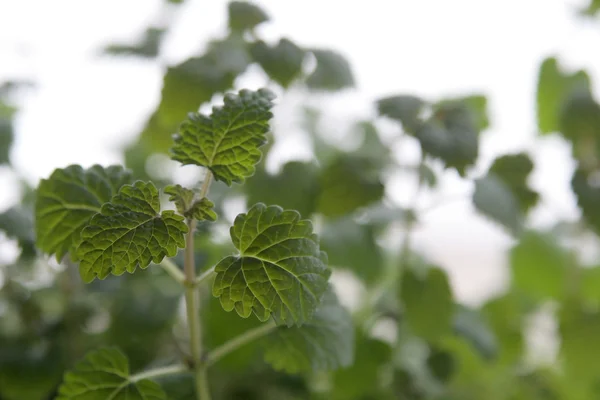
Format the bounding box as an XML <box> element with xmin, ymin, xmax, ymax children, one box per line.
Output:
<box><xmin>1</xmin><ymin>0</ymin><xmax>599</xmax><ymax>304</ymax></box>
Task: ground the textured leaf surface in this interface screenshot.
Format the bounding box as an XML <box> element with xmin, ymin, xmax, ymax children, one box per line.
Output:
<box><xmin>171</xmin><ymin>88</ymin><xmax>276</xmax><ymax>185</ymax></box>
<box><xmin>228</xmin><ymin>1</ymin><xmax>269</xmax><ymax>31</ymax></box>
<box><xmin>164</xmin><ymin>184</ymin><xmax>217</xmax><ymax>221</ymax></box>
<box><xmin>376</xmin><ymin>95</ymin><xmax>426</xmax><ymax>133</ymax></box>
<box><xmin>306</xmin><ymin>49</ymin><xmax>354</xmax><ymax>91</ymax></box>
<box><xmin>250</xmin><ymin>38</ymin><xmax>305</xmax><ymax>88</ymax></box>
<box><xmin>263</xmin><ymin>288</ymin><xmax>353</xmax><ymax>373</ymax></box>
<box><xmin>212</xmin><ymin>203</ymin><xmax>330</xmax><ymax>327</ymax></box>
<box><xmin>76</xmin><ymin>181</ymin><xmax>188</xmax><ymax>283</ymax></box>
<box><xmin>488</xmin><ymin>153</ymin><xmax>539</xmax><ymax>215</ymax></box>
<box><xmin>35</xmin><ymin>165</ymin><xmax>133</xmax><ymax>261</ymax></box>
<box><xmin>56</xmin><ymin>347</ymin><xmax>167</xmax><ymax>400</ymax></box>
<box><xmin>473</xmin><ymin>174</ymin><xmax>522</xmax><ymax>235</ymax></box>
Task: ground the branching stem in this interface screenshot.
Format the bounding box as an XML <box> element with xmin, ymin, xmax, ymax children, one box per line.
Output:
<box><xmin>206</xmin><ymin>322</ymin><xmax>277</xmax><ymax>367</ymax></box>
<box><xmin>160</xmin><ymin>258</ymin><xmax>186</xmax><ymax>284</ymax></box>
<box><xmin>130</xmin><ymin>364</ymin><xmax>188</xmax><ymax>383</ymax></box>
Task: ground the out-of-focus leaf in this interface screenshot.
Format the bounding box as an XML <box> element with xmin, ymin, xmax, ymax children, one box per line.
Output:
<box><xmin>427</xmin><ymin>347</ymin><xmax>455</xmax><ymax>383</ymax></box>
<box><xmin>453</xmin><ymin>305</ymin><xmax>498</xmax><ymax>360</ymax></box>
<box><xmin>481</xmin><ymin>293</ymin><xmax>527</xmax><ymax>364</ymax></box>
<box><xmin>56</xmin><ymin>347</ymin><xmax>167</xmax><ymax>399</ymax></box>
<box><xmin>317</xmin><ymin>155</ymin><xmax>385</xmax><ymax>218</ymax></box>
<box><xmin>306</xmin><ymin>49</ymin><xmax>355</xmax><ymax>91</ymax></box>
<box><xmin>400</xmin><ymin>267</ymin><xmax>454</xmax><ymax>341</ymax></box>
<box><xmin>263</xmin><ymin>288</ymin><xmax>353</xmax><ymax>373</ymax></box>
<box><xmin>228</xmin><ymin>1</ymin><xmax>269</xmax><ymax>32</ymax></box>
<box><xmin>488</xmin><ymin>153</ymin><xmax>539</xmax><ymax>214</ymax></box>
<box><xmin>581</xmin><ymin>266</ymin><xmax>600</xmax><ymax>307</ymax></box>
<box><xmin>473</xmin><ymin>174</ymin><xmax>522</xmax><ymax>235</ymax></box>
<box><xmin>0</xmin><ymin>115</ymin><xmax>13</xmax><ymax>165</ymax></box>
<box><xmin>244</xmin><ymin>161</ymin><xmax>320</xmax><ymax>217</ymax></box>
<box><xmin>0</xmin><ymin>206</ymin><xmax>35</xmax><ymax>260</ymax></box>
<box><xmin>571</xmin><ymin>168</ymin><xmax>600</xmax><ymax>234</ymax></box>
<box><xmin>376</xmin><ymin>95</ymin><xmax>426</xmax><ymax>133</ymax></box>
<box><xmin>559</xmin><ymin>90</ymin><xmax>600</xmax><ymax>168</ymax></box>
<box><xmin>103</xmin><ymin>27</ymin><xmax>165</xmax><ymax>58</ymax></box>
<box><xmin>212</xmin><ymin>203</ymin><xmax>331</xmax><ymax>327</ymax></box>
<box><xmin>510</xmin><ymin>231</ymin><xmax>569</xmax><ymax>301</ymax></box>
<box><xmin>164</xmin><ymin>184</ymin><xmax>217</xmax><ymax>221</ymax></box>
<box><xmin>319</xmin><ymin>216</ymin><xmax>384</xmax><ymax>284</ymax></box>
<box><xmin>580</xmin><ymin>0</ymin><xmax>600</xmax><ymax>15</ymax></box>
<box><xmin>76</xmin><ymin>181</ymin><xmax>188</xmax><ymax>283</ymax></box>
<box><xmin>437</xmin><ymin>94</ymin><xmax>489</xmax><ymax>131</ymax></box>
<box><xmin>35</xmin><ymin>164</ymin><xmax>133</xmax><ymax>261</ymax></box>
<box><xmin>170</xmin><ymin>88</ymin><xmax>275</xmax><ymax>185</ymax></box>
<box><xmin>351</xmin><ymin>121</ymin><xmax>391</xmax><ymax>168</ymax></box>
<box><xmin>250</xmin><ymin>38</ymin><xmax>305</xmax><ymax>88</ymax></box>
<box><xmin>536</xmin><ymin>57</ymin><xmax>591</xmax><ymax>134</ymax></box>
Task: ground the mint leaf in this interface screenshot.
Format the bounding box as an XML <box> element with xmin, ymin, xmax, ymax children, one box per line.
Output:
<box><xmin>171</xmin><ymin>88</ymin><xmax>276</xmax><ymax>186</ymax></box>
<box><xmin>488</xmin><ymin>153</ymin><xmax>539</xmax><ymax>214</ymax></box>
<box><xmin>536</xmin><ymin>57</ymin><xmax>591</xmax><ymax>134</ymax></box>
<box><xmin>228</xmin><ymin>1</ymin><xmax>269</xmax><ymax>32</ymax></box>
<box><xmin>76</xmin><ymin>181</ymin><xmax>188</xmax><ymax>283</ymax></box>
<box><xmin>400</xmin><ymin>267</ymin><xmax>454</xmax><ymax>341</ymax></box>
<box><xmin>306</xmin><ymin>49</ymin><xmax>355</xmax><ymax>91</ymax></box>
<box><xmin>212</xmin><ymin>203</ymin><xmax>330</xmax><ymax>327</ymax></box>
<box><xmin>35</xmin><ymin>165</ymin><xmax>133</xmax><ymax>261</ymax></box>
<box><xmin>376</xmin><ymin>95</ymin><xmax>426</xmax><ymax>133</ymax></box>
<box><xmin>56</xmin><ymin>347</ymin><xmax>167</xmax><ymax>400</ymax></box>
<box><xmin>250</xmin><ymin>38</ymin><xmax>305</xmax><ymax>88</ymax></box>
<box><xmin>164</xmin><ymin>184</ymin><xmax>217</xmax><ymax>221</ymax></box>
<box><xmin>473</xmin><ymin>174</ymin><xmax>522</xmax><ymax>235</ymax></box>
<box><xmin>263</xmin><ymin>287</ymin><xmax>353</xmax><ymax>373</ymax></box>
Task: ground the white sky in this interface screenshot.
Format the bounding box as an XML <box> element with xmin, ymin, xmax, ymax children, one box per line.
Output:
<box><xmin>1</xmin><ymin>0</ymin><xmax>599</xmax><ymax>304</ymax></box>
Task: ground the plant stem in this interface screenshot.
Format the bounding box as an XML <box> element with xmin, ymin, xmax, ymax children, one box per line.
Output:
<box><xmin>206</xmin><ymin>322</ymin><xmax>276</xmax><ymax>367</ymax></box>
<box><xmin>195</xmin><ymin>265</ymin><xmax>216</xmax><ymax>285</ymax></box>
<box><xmin>183</xmin><ymin>170</ymin><xmax>213</xmax><ymax>400</ymax></box>
<box><xmin>160</xmin><ymin>258</ymin><xmax>186</xmax><ymax>284</ymax></box>
<box><xmin>130</xmin><ymin>364</ymin><xmax>188</xmax><ymax>383</ymax></box>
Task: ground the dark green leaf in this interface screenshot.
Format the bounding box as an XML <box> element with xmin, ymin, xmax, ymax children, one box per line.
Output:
<box><xmin>56</xmin><ymin>347</ymin><xmax>167</xmax><ymax>399</ymax></box>
<box><xmin>427</xmin><ymin>347</ymin><xmax>455</xmax><ymax>383</ymax></box>
<box><xmin>76</xmin><ymin>181</ymin><xmax>188</xmax><ymax>283</ymax></box>
<box><xmin>171</xmin><ymin>88</ymin><xmax>276</xmax><ymax>185</ymax></box>
<box><xmin>559</xmin><ymin>90</ymin><xmax>600</xmax><ymax>167</ymax></box>
<box><xmin>317</xmin><ymin>155</ymin><xmax>385</xmax><ymax>218</ymax></box>
<box><xmin>0</xmin><ymin>206</ymin><xmax>35</xmax><ymax>260</ymax></box>
<box><xmin>453</xmin><ymin>305</ymin><xmax>497</xmax><ymax>360</ymax></box>
<box><xmin>351</xmin><ymin>121</ymin><xmax>391</xmax><ymax>168</ymax></box>
<box><xmin>436</xmin><ymin>94</ymin><xmax>490</xmax><ymax>131</ymax></box>
<box><xmin>488</xmin><ymin>153</ymin><xmax>539</xmax><ymax>214</ymax></box>
<box><xmin>212</xmin><ymin>203</ymin><xmax>330</xmax><ymax>327</ymax></box>
<box><xmin>510</xmin><ymin>231</ymin><xmax>568</xmax><ymax>301</ymax></box>
<box><xmin>400</xmin><ymin>267</ymin><xmax>454</xmax><ymax>341</ymax></box>
<box><xmin>473</xmin><ymin>174</ymin><xmax>522</xmax><ymax>235</ymax></box>
<box><xmin>103</xmin><ymin>27</ymin><xmax>165</xmax><ymax>58</ymax></box>
<box><xmin>376</xmin><ymin>95</ymin><xmax>426</xmax><ymax>133</ymax></box>
<box><xmin>35</xmin><ymin>164</ymin><xmax>133</xmax><ymax>261</ymax></box>
<box><xmin>164</xmin><ymin>184</ymin><xmax>217</xmax><ymax>221</ymax></box>
<box><xmin>571</xmin><ymin>168</ymin><xmax>600</xmax><ymax>234</ymax></box>
<box><xmin>0</xmin><ymin>115</ymin><xmax>13</xmax><ymax>165</ymax></box>
<box><xmin>250</xmin><ymin>38</ymin><xmax>305</xmax><ymax>88</ymax></box>
<box><xmin>306</xmin><ymin>49</ymin><xmax>355</xmax><ymax>91</ymax></box>
<box><xmin>228</xmin><ymin>1</ymin><xmax>269</xmax><ymax>32</ymax></box>
<box><xmin>263</xmin><ymin>287</ymin><xmax>353</xmax><ymax>373</ymax></box>
<box><xmin>245</xmin><ymin>161</ymin><xmax>320</xmax><ymax>217</ymax></box>
<box><xmin>536</xmin><ymin>57</ymin><xmax>591</xmax><ymax>134</ymax></box>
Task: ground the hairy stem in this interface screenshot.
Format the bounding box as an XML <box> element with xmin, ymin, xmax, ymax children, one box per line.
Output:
<box><xmin>160</xmin><ymin>258</ymin><xmax>186</xmax><ymax>284</ymax></box>
<box><xmin>206</xmin><ymin>322</ymin><xmax>277</xmax><ymax>367</ymax></box>
<box><xmin>130</xmin><ymin>364</ymin><xmax>188</xmax><ymax>383</ymax></box>
<box><xmin>184</xmin><ymin>170</ymin><xmax>213</xmax><ymax>400</ymax></box>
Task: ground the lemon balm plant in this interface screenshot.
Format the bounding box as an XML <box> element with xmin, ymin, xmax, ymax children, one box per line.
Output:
<box><xmin>34</xmin><ymin>89</ymin><xmax>353</xmax><ymax>400</ymax></box>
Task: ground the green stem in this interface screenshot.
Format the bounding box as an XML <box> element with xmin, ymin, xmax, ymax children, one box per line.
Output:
<box><xmin>130</xmin><ymin>364</ymin><xmax>188</xmax><ymax>383</ymax></box>
<box><xmin>160</xmin><ymin>258</ymin><xmax>186</xmax><ymax>284</ymax></box>
<box><xmin>195</xmin><ymin>265</ymin><xmax>216</xmax><ymax>285</ymax></box>
<box><xmin>206</xmin><ymin>322</ymin><xmax>276</xmax><ymax>367</ymax></box>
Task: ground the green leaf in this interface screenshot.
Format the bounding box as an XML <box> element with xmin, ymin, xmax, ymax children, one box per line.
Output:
<box><xmin>263</xmin><ymin>287</ymin><xmax>353</xmax><ymax>373</ymax></box>
<box><xmin>481</xmin><ymin>293</ymin><xmax>527</xmax><ymax>365</ymax></box>
<box><xmin>212</xmin><ymin>203</ymin><xmax>330</xmax><ymax>327</ymax></box>
<box><xmin>0</xmin><ymin>206</ymin><xmax>35</xmax><ymax>260</ymax></box>
<box><xmin>536</xmin><ymin>57</ymin><xmax>591</xmax><ymax>134</ymax></box>
<box><xmin>559</xmin><ymin>304</ymin><xmax>600</xmax><ymax>384</ymax></box>
<box><xmin>510</xmin><ymin>231</ymin><xmax>568</xmax><ymax>301</ymax></box>
<box><xmin>35</xmin><ymin>164</ymin><xmax>133</xmax><ymax>261</ymax></box>
<box><xmin>571</xmin><ymin>168</ymin><xmax>600</xmax><ymax>234</ymax></box>
<box><xmin>171</xmin><ymin>88</ymin><xmax>276</xmax><ymax>186</ymax></box>
<box><xmin>488</xmin><ymin>153</ymin><xmax>539</xmax><ymax>214</ymax></box>
<box><xmin>437</xmin><ymin>94</ymin><xmax>490</xmax><ymax>131</ymax></box>
<box><xmin>453</xmin><ymin>305</ymin><xmax>497</xmax><ymax>360</ymax></box>
<box><xmin>473</xmin><ymin>174</ymin><xmax>522</xmax><ymax>235</ymax></box>
<box><xmin>580</xmin><ymin>0</ymin><xmax>600</xmax><ymax>15</ymax></box>
<box><xmin>244</xmin><ymin>161</ymin><xmax>320</xmax><ymax>218</ymax></box>
<box><xmin>164</xmin><ymin>184</ymin><xmax>217</xmax><ymax>221</ymax></box>
<box><xmin>376</xmin><ymin>95</ymin><xmax>426</xmax><ymax>133</ymax></box>
<box><xmin>103</xmin><ymin>27</ymin><xmax>164</xmax><ymax>58</ymax></box>
<box><xmin>400</xmin><ymin>267</ymin><xmax>454</xmax><ymax>341</ymax></box>
<box><xmin>351</xmin><ymin>121</ymin><xmax>392</xmax><ymax>168</ymax></box>
<box><xmin>56</xmin><ymin>347</ymin><xmax>167</xmax><ymax>400</ymax></box>
<box><xmin>559</xmin><ymin>90</ymin><xmax>600</xmax><ymax>166</ymax></box>
<box><xmin>76</xmin><ymin>181</ymin><xmax>188</xmax><ymax>283</ymax></box>
<box><xmin>317</xmin><ymin>155</ymin><xmax>385</xmax><ymax>218</ymax></box>
<box><xmin>250</xmin><ymin>38</ymin><xmax>305</xmax><ymax>88</ymax></box>
<box><xmin>228</xmin><ymin>1</ymin><xmax>269</xmax><ymax>32</ymax></box>
<box><xmin>0</xmin><ymin>116</ymin><xmax>13</xmax><ymax>165</ymax></box>
<box><xmin>306</xmin><ymin>49</ymin><xmax>355</xmax><ymax>91</ymax></box>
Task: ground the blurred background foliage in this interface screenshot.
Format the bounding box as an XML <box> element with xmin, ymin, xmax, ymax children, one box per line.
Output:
<box><xmin>2</xmin><ymin>0</ymin><xmax>600</xmax><ymax>399</ymax></box>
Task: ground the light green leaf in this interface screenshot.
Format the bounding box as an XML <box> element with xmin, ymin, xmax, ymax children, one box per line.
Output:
<box><xmin>164</xmin><ymin>184</ymin><xmax>217</xmax><ymax>221</ymax></box>
<box><xmin>580</xmin><ymin>0</ymin><xmax>600</xmax><ymax>15</ymax></box>
<box><xmin>559</xmin><ymin>304</ymin><xmax>600</xmax><ymax>384</ymax></box>
<box><xmin>263</xmin><ymin>287</ymin><xmax>353</xmax><ymax>373</ymax></box>
<box><xmin>250</xmin><ymin>38</ymin><xmax>305</xmax><ymax>88</ymax></box>
<box><xmin>170</xmin><ymin>88</ymin><xmax>276</xmax><ymax>186</ymax></box>
<box><xmin>212</xmin><ymin>203</ymin><xmax>330</xmax><ymax>327</ymax></box>
<box><xmin>473</xmin><ymin>174</ymin><xmax>522</xmax><ymax>236</ymax></box>
<box><xmin>536</xmin><ymin>57</ymin><xmax>591</xmax><ymax>134</ymax></box>
<box><xmin>488</xmin><ymin>153</ymin><xmax>539</xmax><ymax>215</ymax></box>
<box><xmin>35</xmin><ymin>164</ymin><xmax>133</xmax><ymax>261</ymax></box>
<box><xmin>228</xmin><ymin>1</ymin><xmax>269</xmax><ymax>32</ymax></box>
<box><xmin>306</xmin><ymin>49</ymin><xmax>355</xmax><ymax>91</ymax></box>
<box><xmin>400</xmin><ymin>267</ymin><xmax>454</xmax><ymax>341</ymax></box>
<box><xmin>376</xmin><ymin>95</ymin><xmax>426</xmax><ymax>133</ymax></box>
<box><xmin>56</xmin><ymin>347</ymin><xmax>167</xmax><ymax>400</ymax></box>
<box><xmin>510</xmin><ymin>231</ymin><xmax>568</xmax><ymax>301</ymax></box>
<box><xmin>76</xmin><ymin>181</ymin><xmax>188</xmax><ymax>283</ymax></box>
